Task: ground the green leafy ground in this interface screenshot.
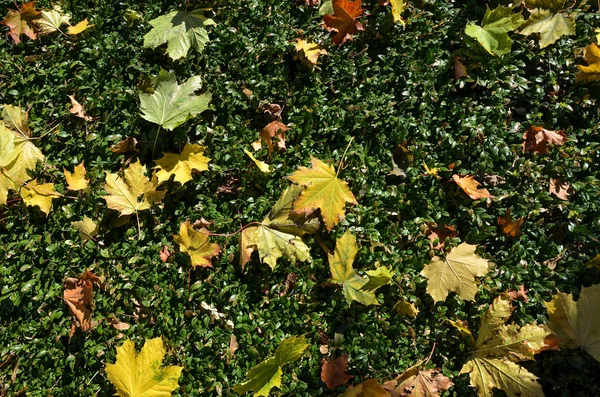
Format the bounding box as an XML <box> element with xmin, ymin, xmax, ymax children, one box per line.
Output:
<box><xmin>1</xmin><ymin>0</ymin><xmax>600</xmax><ymax>395</ymax></box>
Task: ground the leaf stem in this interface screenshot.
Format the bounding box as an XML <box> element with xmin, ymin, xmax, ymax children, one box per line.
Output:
<box><xmin>196</xmin><ymin>221</ymin><xmax>263</xmax><ymax>237</ymax></box>
<box><xmin>336</xmin><ymin>136</ymin><xmax>354</xmax><ymax>176</ymax></box>
<box><xmin>152</xmin><ymin>125</ymin><xmax>162</xmax><ymax>159</ymax></box>
<box><xmin>135</xmin><ymin>210</ymin><xmax>141</xmax><ymax>237</ymax></box>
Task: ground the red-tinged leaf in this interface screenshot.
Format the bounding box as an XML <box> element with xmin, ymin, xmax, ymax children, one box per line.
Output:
<box><xmin>507</xmin><ymin>285</ymin><xmax>529</xmax><ymax>303</ymax></box>
<box><xmin>1</xmin><ymin>1</ymin><xmax>40</xmax><ymax>44</ymax></box>
<box><xmin>321</xmin><ymin>355</ymin><xmax>353</xmax><ymax>390</ymax></box>
<box><xmin>522</xmin><ymin>126</ymin><xmax>567</xmax><ymax>154</ymax></box>
<box><xmin>427</xmin><ymin>224</ymin><xmax>459</xmax><ymax>250</ymax></box>
<box><xmin>549</xmin><ymin>178</ymin><xmax>572</xmax><ymax>201</ymax></box>
<box><xmin>322</xmin><ymin>0</ymin><xmax>364</xmax><ymax>45</ymax></box>
<box><xmin>497</xmin><ymin>209</ymin><xmax>524</xmax><ymax>237</ymax></box>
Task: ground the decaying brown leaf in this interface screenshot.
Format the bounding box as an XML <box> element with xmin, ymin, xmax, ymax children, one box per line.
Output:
<box><xmin>64</xmin><ymin>270</ymin><xmax>100</xmax><ymax>336</ymax></box>
<box><xmin>522</xmin><ymin>126</ymin><xmax>567</xmax><ymax>154</ymax></box>
<box><xmin>497</xmin><ymin>209</ymin><xmax>524</xmax><ymax>237</ymax></box>
<box><xmin>383</xmin><ymin>361</ymin><xmax>453</xmax><ymax>397</ymax></box>
<box><xmin>507</xmin><ymin>285</ymin><xmax>529</xmax><ymax>303</ymax></box>
<box><xmin>261</xmin><ymin>120</ymin><xmax>288</xmax><ymax>156</ymax></box>
<box><xmin>110</xmin><ymin>137</ymin><xmax>138</xmax><ymax>154</ymax></box>
<box><xmin>159</xmin><ymin>245</ymin><xmax>172</xmax><ymax>262</ymax></box>
<box><xmin>549</xmin><ymin>178</ymin><xmax>572</xmax><ymax>200</ymax></box>
<box><xmin>426</xmin><ymin>224</ymin><xmax>458</xmax><ymax>250</ymax></box>
<box><xmin>454</xmin><ymin>57</ymin><xmax>469</xmax><ymax>80</ymax></box>
<box><xmin>321</xmin><ymin>355</ymin><xmax>353</xmax><ymax>390</ymax></box>
<box><xmin>452</xmin><ymin>175</ymin><xmax>494</xmax><ymax>200</ymax></box>
<box><xmin>227</xmin><ymin>334</ymin><xmax>238</xmax><ymax>364</ymax></box>
<box><xmin>322</xmin><ymin>0</ymin><xmax>364</xmax><ymax>45</ymax></box>
<box><xmin>389</xmin><ymin>144</ymin><xmax>413</xmax><ymax>178</ymax></box>
<box><xmin>1</xmin><ymin>1</ymin><xmax>41</xmax><ymax>44</ymax></box>
<box><xmin>68</xmin><ymin>94</ymin><xmax>93</xmax><ymax>122</ymax></box>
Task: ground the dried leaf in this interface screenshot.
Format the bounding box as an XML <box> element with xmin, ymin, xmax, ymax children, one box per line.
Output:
<box><xmin>497</xmin><ymin>209</ymin><xmax>524</xmax><ymax>237</ymax></box>
<box><xmin>72</xmin><ymin>216</ymin><xmax>98</xmax><ymax>243</ymax></box>
<box><xmin>159</xmin><ymin>245</ymin><xmax>172</xmax><ymax>262</ymax></box>
<box><xmin>64</xmin><ymin>162</ymin><xmax>89</xmax><ymax>191</ymax></box>
<box><xmin>322</xmin><ymin>0</ymin><xmax>364</xmax><ymax>45</ymax></box>
<box><xmin>522</xmin><ymin>126</ymin><xmax>567</xmax><ymax>154</ymax></box>
<box><xmin>549</xmin><ymin>178</ymin><xmax>571</xmax><ymax>200</ymax></box>
<box><xmin>64</xmin><ymin>270</ymin><xmax>100</xmax><ymax>333</ymax></box>
<box><xmin>393</xmin><ymin>300</ymin><xmax>419</xmax><ymax>318</ymax></box>
<box><xmin>452</xmin><ymin>175</ymin><xmax>494</xmax><ymax>200</ymax></box>
<box><xmin>68</xmin><ymin>95</ymin><xmax>93</xmax><ymax>122</ymax></box>
<box><xmin>427</xmin><ymin>224</ymin><xmax>458</xmax><ymax>250</ymax></box>
<box><xmin>507</xmin><ymin>285</ymin><xmax>529</xmax><ymax>303</ymax></box>
<box><xmin>111</xmin><ymin>137</ymin><xmax>138</xmax><ymax>154</ymax></box>
<box><xmin>384</xmin><ymin>362</ymin><xmax>453</xmax><ymax>397</ymax></box>
<box><xmin>260</xmin><ymin>121</ymin><xmax>288</xmax><ymax>157</ymax></box>
<box><xmin>1</xmin><ymin>1</ymin><xmax>41</xmax><ymax>44</ymax></box>
<box><xmin>454</xmin><ymin>57</ymin><xmax>469</xmax><ymax>79</ymax></box>
<box><xmin>343</xmin><ymin>378</ymin><xmax>391</xmax><ymax>397</ymax></box>
<box><xmin>321</xmin><ymin>355</ymin><xmax>353</xmax><ymax>390</ymax></box>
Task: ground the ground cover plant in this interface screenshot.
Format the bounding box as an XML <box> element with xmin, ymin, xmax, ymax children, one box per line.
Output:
<box><xmin>1</xmin><ymin>0</ymin><xmax>600</xmax><ymax>395</ymax></box>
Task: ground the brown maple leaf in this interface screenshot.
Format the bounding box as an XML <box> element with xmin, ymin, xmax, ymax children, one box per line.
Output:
<box><xmin>497</xmin><ymin>209</ymin><xmax>524</xmax><ymax>237</ymax></box>
<box><xmin>261</xmin><ymin>120</ymin><xmax>288</xmax><ymax>157</ymax></box>
<box><xmin>321</xmin><ymin>355</ymin><xmax>354</xmax><ymax>390</ymax></box>
<box><xmin>506</xmin><ymin>285</ymin><xmax>529</xmax><ymax>303</ymax></box>
<box><xmin>427</xmin><ymin>224</ymin><xmax>458</xmax><ymax>250</ymax></box>
<box><xmin>522</xmin><ymin>126</ymin><xmax>567</xmax><ymax>155</ymax></box>
<box><xmin>452</xmin><ymin>175</ymin><xmax>494</xmax><ymax>200</ymax></box>
<box><xmin>64</xmin><ymin>270</ymin><xmax>100</xmax><ymax>335</ymax></box>
<box><xmin>110</xmin><ymin>137</ymin><xmax>138</xmax><ymax>154</ymax></box>
<box><xmin>322</xmin><ymin>0</ymin><xmax>364</xmax><ymax>45</ymax></box>
<box><xmin>384</xmin><ymin>367</ymin><xmax>453</xmax><ymax>397</ymax></box>
<box><xmin>549</xmin><ymin>178</ymin><xmax>572</xmax><ymax>201</ymax></box>
<box><xmin>1</xmin><ymin>1</ymin><xmax>40</xmax><ymax>44</ymax></box>
<box><xmin>159</xmin><ymin>245</ymin><xmax>172</xmax><ymax>262</ymax></box>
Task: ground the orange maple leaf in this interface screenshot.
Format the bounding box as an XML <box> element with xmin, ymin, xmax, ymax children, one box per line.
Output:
<box><xmin>522</xmin><ymin>126</ymin><xmax>567</xmax><ymax>155</ymax></box>
<box><xmin>452</xmin><ymin>175</ymin><xmax>494</xmax><ymax>200</ymax></box>
<box><xmin>64</xmin><ymin>270</ymin><xmax>100</xmax><ymax>336</ymax></box>
<box><xmin>261</xmin><ymin>120</ymin><xmax>288</xmax><ymax>157</ymax></box>
<box><xmin>427</xmin><ymin>223</ymin><xmax>459</xmax><ymax>250</ymax></box>
<box><xmin>1</xmin><ymin>1</ymin><xmax>40</xmax><ymax>44</ymax></box>
<box><xmin>322</xmin><ymin>0</ymin><xmax>364</xmax><ymax>45</ymax></box>
<box><xmin>497</xmin><ymin>209</ymin><xmax>524</xmax><ymax>237</ymax></box>
<box><xmin>549</xmin><ymin>178</ymin><xmax>572</xmax><ymax>201</ymax></box>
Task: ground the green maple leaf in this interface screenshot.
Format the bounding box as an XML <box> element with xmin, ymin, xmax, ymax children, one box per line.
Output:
<box><xmin>464</xmin><ymin>5</ymin><xmax>524</xmax><ymax>56</ymax></box>
<box><xmin>143</xmin><ymin>9</ymin><xmax>215</xmax><ymax>61</ymax></box>
<box><xmin>519</xmin><ymin>0</ymin><xmax>575</xmax><ymax>48</ymax></box>
<box><xmin>139</xmin><ymin>71</ymin><xmax>211</xmax><ymax>131</ymax></box>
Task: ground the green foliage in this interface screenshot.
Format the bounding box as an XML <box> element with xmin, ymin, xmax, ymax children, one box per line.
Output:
<box><xmin>465</xmin><ymin>5</ymin><xmax>524</xmax><ymax>55</ymax></box>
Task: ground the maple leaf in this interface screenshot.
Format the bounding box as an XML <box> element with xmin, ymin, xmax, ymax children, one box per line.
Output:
<box><xmin>383</xmin><ymin>360</ymin><xmax>453</xmax><ymax>397</ymax></box>
<box><xmin>20</xmin><ymin>180</ymin><xmax>59</xmax><ymax>216</ymax></box>
<box><xmin>459</xmin><ymin>294</ymin><xmax>550</xmax><ymax>397</ymax></box>
<box><xmin>498</xmin><ymin>209</ymin><xmax>524</xmax><ymax>237</ymax></box>
<box><xmin>72</xmin><ymin>216</ymin><xmax>99</xmax><ymax>243</ymax></box>
<box><xmin>68</xmin><ymin>94</ymin><xmax>93</xmax><ymax>121</ymax></box>
<box><xmin>521</xmin><ymin>125</ymin><xmax>567</xmax><ymax>154</ymax></box>
<box><xmin>64</xmin><ymin>162</ymin><xmax>89</xmax><ymax>191</ymax></box>
<box><xmin>329</xmin><ymin>230</ymin><xmax>380</xmax><ymax>306</ymax></box>
<box><xmin>576</xmin><ymin>43</ymin><xmax>600</xmax><ymax>82</ymax></box>
<box><xmin>393</xmin><ymin>299</ymin><xmax>419</xmax><ymax>318</ymax></box>
<box><xmin>452</xmin><ymin>175</ymin><xmax>494</xmax><ymax>200</ymax></box>
<box><xmin>549</xmin><ymin>178</ymin><xmax>571</xmax><ymax>200</ymax></box>
<box><xmin>0</xmin><ymin>124</ymin><xmax>22</xmax><ymax>204</ymax></box>
<box><xmin>322</xmin><ymin>355</ymin><xmax>353</xmax><ymax>390</ymax></box>
<box><xmin>154</xmin><ymin>143</ymin><xmax>210</xmax><ymax>185</ymax></box>
<box><xmin>261</xmin><ymin>120</ymin><xmax>288</xmax><ymax>157</ymax></box>
<box><xmin>244</xmin><ymin>148</ymin><xmax>272</xmax><ymax>173</ymax></box>
<box><xmin>240</xmin><ymin>185</ymin><xmax>317</xmax><ymax>270</ymax></box>
<box><xmin>322</xmin><ymin>0</ymin><xmax>364</xmax><ymax>45</ymax></box>
<box><xmin>143</xmin><ymin>9</ymin><xmax>215</xmax><ymax>60</ymax></box>
<box><xmin>106</xmin><ymin>337</ymin><xmax>183</xmax><ymax>397</ymax></box>
<box><xmin>288</xmin><ymin>156</ymin><xmax>357</xmax><ymax>231</ymax></box>
<box><xmin>174</xmin><ymin>221</ymin><xmax>220</xmax><ymax>268</ymax></box>
<box><xmin>35</xmin><ymin>5</ymin><xmax>70</xmax><ymax>35</ymax></box>
<box><xmin>64</xmin><ymin>270</ymin><xmax>100</xmax><ymax>334</ymax></box>
<box><xmin>426</xmin><ymin>223</ymin><xmax>459</xmax><ymax>250</ymax></box>
<box><xmin>111</xmin><ymin>137</ymin><xmax>138</xmax><ymax>154</ymax></box>
<box><xmin>464</xmin><ymin>5</ymin><xmax>524</xmax><ymax>56</ymax></box>
<box><xmin>520</xmin><ymin>0</ymin><xmax>575</xmax><ymax>48</ymax></box>
<box><xmin>102</xmin><ymin>160</ymin><xmax>165</xmax><ymax>217</ymax></box>
<box><xmin>139</xmin><ymin>71</ymin><xmax>211</xmax><ymax>131</ymax></box>
<box><xmin>67</xmin><ymin>18</ymin><xmax>91</xmax><ymax>34</ymax></box>
<box><xmin>295</xmin><ymin>39</ymin><xmax>328</xmax><ymax>69</ymax></box>
<box><xmin>343</xmin><ymin>379</ymin><xmax>391</xmax><ymax>397</ymax></box>
<box><xmin>362</xmin><ymin>266</ymin><xmax>393</xmax><ymax>291</ymax></box>
<box><xmin>1</xmin><ymin>1</ymin><xmax>41</xmax><ymax>44</ymax></box>
<box><xmin>545</xmin><ymin>283</ymin><xmax>600</xmax><ymax>362</ymax></box>
<box><xmin>233</xmin><ymin>335</ymin><xmax>309</xmax><ymax>396</ymax></box>
<box><xmin>390</xmin><ymin>0</ymin><xmax>407</xmax><ymax>25</ymax></box>
<box><xmin>421</xmin><ymin>243</ymin><xmax>490</xmax><ymax>302</ymax></box>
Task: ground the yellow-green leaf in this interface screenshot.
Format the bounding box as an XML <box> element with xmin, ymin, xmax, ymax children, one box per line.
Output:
<box><xmin>72</xmin><ymin>216</ymin><xmax>98</xmax><ymax>243</ymax></box>
<box><xmin>67</xmin><ymin>18</ymin><xmax>91</xmax><ymax>35</ymax></box>
<box><xmin>362</xmin><ymin>266</ymin><xmax>393</xmax><ymax>291</ymax></box>
<box><xmin>244</xmin><ymin>148</ymin><xmax>272</xmax><ymax>173</ymax></box>
<box><xmin>233</xmin><ymin>335</ymin><xmax>309</xmax><ymax>396</ymax></box>
<box><xmin>421</xmin><ymin>243</ymin><xmax>490</xmax><ymax>302</ymax></box>
<box><xmin>464</xmin><ymin>6</ymin><xmax>524</xmax><ymax>56</ymax></box>
<box><xmin>64</xmin><ymin>162</ymin><xmax>89</xmax><ymax>191</ymax></box>
<box><xmin>390</xmin><ymin>0</ymin><xmax>407</xmax><ymax>24</ymax></box>
<box><xmin>329</xmin><ymin>231</ymin><xmax>379</xmax><ymax>306</ymax></box>
<box><xmin>393</xmin><ymin>299</ymin><xmax>419</xmax><ymax>318</ymax></box>
<box><xmin>106</xmin><ymin>337</ymin><xmax>183</xmax><ymax>397</ymax></box>
<box><xmin>295</xmin><ymin>39</ymin><xmax>327</xmax><ymax>68</ymax></box>
<box><xmin>20</xmin><ymin>180</ymin><xmax>58</xmax><ymax>216</ymax></box>
<box><xmin>288</xmin><ymin>156</ymin><xmax>357</xmax><ymax>231</ymax></box>
<box><xmin>174</xmin><ymin>220</ymin><xmax>220</xmax><ymax>268</ymax></box>
<box><xmin>343</xmin><ymin>378</ymin><xmax>391</xmax><ymax>397</ymax></box>
<box><xmin>519</xmin><ymin>8</ymin><xmax>575</xmax><ymax>48</ymax></box>
<box><xmin>154</xmin><ymin>143</ymin><xmax>210</xmax><ymax>185</ymax></box>
<box><xmin>35</xmin><ymin>5</ymin><xmax>70</xmax><ymax>35</ymax></box>
<box><xmin>545</xmin><ymin>283</ymin><xmax>600</xmax><ymax>362</ymax></box>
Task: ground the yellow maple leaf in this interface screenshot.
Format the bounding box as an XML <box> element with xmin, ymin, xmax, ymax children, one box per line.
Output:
<box><xmin>154</xmin><ymin>144</ymin><xmax>210</xmax><ymax>185</ymax></box>
<box><xmin>20</xmin><ymin>180</ymin><xmax>59</xmax><ymax>216</ymax></box>
<box><xmin>64</xmin><ymin>162</ymin><xmax>89</xmax><ymax>191</ymax></box>
<box><xmin>72</xmin><ymin>216</ymin><xmax>98</xmax><ymax>243</ymax></box>
<box><xmin>106</xmin><ymin>337</ymin><xmax>183</xmax><ymax>397</ymax></box>
<box><xmin>288</xmin><ymin>156</ymin><xmax>357</xmax><ymax>231</ymax></box>
<box><xmin>174</xmin><ymin>221</ymin><xmax>220</xmax><ymax>268</ymax></box>
<box><xmin>295</xmin><ymin>39</ymin><xmax>327</xmax><ymax>68</ymax></box>
<box><xmin>421</xmin><ymin>243</ymin><xmax>490</xmax><ymax>302</ymax></box>
<box><xmin>390</xmin><ymin>0</ymin><xmax>407</xmax><ymax>25</ymax></box>
<box><xmin>244</xmin><ymin>148</ymin><xmax>272</xmax><ymax>173</ymax></box>
<box><xmin>67</xmin><ymin>18</ymin><xmax>92</xmax><ymax>35</ymax></box>
<box><xmin>343</xmin><ymin>378</ymin><xmax>390</xmax><ymax>397</ymax></box>
<box><xmin>577</xmin><ymin>43</ymin><xmax>600</xmax><ymax>83</ymax></box>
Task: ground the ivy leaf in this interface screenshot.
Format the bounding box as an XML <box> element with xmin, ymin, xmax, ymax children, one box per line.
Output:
<box><xmin>106</xmin><ymin>337</ymin><xmax>183</xmax><ymax>397</ymax></box>
<box><xmin>1</xmin><ymin>1</ymin><xmax>41</xmax><ymax>44</ymax></box>
<box><xmin>64</xmin><ymin>161</ymin><xmax>89</xmax><ymax>191</ymax></box>
<box><xmin>139</xmin><ymin>71</ymin><xmax>211</xmax><ymax>131</ymax></box>
<box><xmin>174</xmin><ymin>220</ymin><xmax>220</xmax><ymax>268</ymax></box>
<box><xmin>233</xmin><ymin>335</ymin><xmax>309</xmax><ymax>396</ymax></box>
<box><xmin>329</xmin><ymin>230</ymin><xmax>380</xmax><ymax>306</ymax></box>
<box><xmin>288</xmin><ymin>156</ymin><xmax>357</xmax><ymax>231</ymax></box>
<box><xmin>459</xmin><ymin>294</ymin><xmax>549</xmax><ymax>397</ymax></box>
<box><xmin>154</xmin><ymin>143</ymin><xmax>210</xmax><ymax>185</ymax></box>
<box><xmin>35</xmin><ymin>5</ymin><xmax>70</xmax><ymax>35</ymax></box>
<box><xmin>545</xmin><ymin>283</ymin><xmax>600</xmax><ymax>362</ymax></box>
<box><xmin>143</xmin><ymin>9</ymin><xmax>215</xmax><ymax>60</ymax></box>
<box><xmin>322</xmin><ymin>0</ymin><xmax>364</xmax><ymax>45</ymax></box>
<box><xmin>20</xmin><ymin>180</ymin><xmax>59</xmax><ymax>216</ymax></box>
<box><xmin>102</xmin><ymin>160</ymin><xmax>165</xmax><ymax>217</ymax></box>
<box><xmin>519</xmin><ymin>8</ymin><xmax>575</xmax><ymax>48</ymax></box>
<box><xmin>464</xmin><ymin>5</ymin><xmax>524</xmax><ymax>55</ymax></box>
<box><xmin>421</xmin><ymin>243</ymin><xmax>490</xmax><ymax>302</ymax></box>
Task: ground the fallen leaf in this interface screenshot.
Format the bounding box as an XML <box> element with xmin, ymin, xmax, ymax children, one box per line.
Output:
<box><xmin>576</xmin><ymin>43</ymin><xmax>600</xmax><ymax>82</ymax></box>
<box><xmin>452</xmin><ymin>175</ymin><xmax>494</xmax><ymax>200</ymax></box>
<box><xmin>71</xmin><ymin>216</ymin><xmax>98</xmax><ymax>243</ymax></box>
<box><xmin>159</xmin><ymin>245</ymin><xmax>172</xmax><ymax>262</ymax></box>
<box><xmin>321</xmin><ymin>355</ymin><xmax>353</xmax><ymax>390</ymax></box>
<box><xmin>154</xmin><ymin>144</ymin><xmax>210</xmax><ymax>185</ymax></box>
<box><xmin>384</xmin><ymin>361</ymin><xmax>453</xmax><ymax>397</ymax></box>
<box><xmin>111</xmin><ymin>137</ymin><xmax>138</xmax><ymax>154</ymax></box>
<box><xmin>497</xmin><ymin>209</ymin><xmax>524</xmax><ymax>237</ymax></box>
<box><xmin>322</xmin><ymin>0</ymin><xmax>364</xmax><ymax>45</ymax></box>
<box><xmin>233</xmin><ymin>335</ymin><xmax>309</xmax><ymax>396</ymax></box>
<box><xmin>19</xmin><ymin>180</ymin><xmax>59</xmax><ymax>216</ymax></box>
<box><xmin>262</xmin><ymin>103</ymin><xmax>282</xmax><ymax>119</ymax></box>
<box><xmin>393</xmin><ymin>300</ymin><xmax>419</xmax><ymax>318</ymax></box>
<box><xmin>460</xmin><ymin>294</ymin><xmax>550</xmax><ymax>397</ymax></box>
<box><xmin>64</xmin><ymin>162</ymin><xmax>89</xmax><ymax>191</ymax></box>
<box><xmin>447</xmin><ymin>318</ymin><xmax>473</xmax><ymax>339</ymax></box>
<box><xmin>421</xmin><ymin>243</ymin><xmax>490</xmax><ymax>302</ymax></box>
<box><xmin>35</xmin><ymin>5</ymin><xmax>70</xmax><ymax>35</ymax></box>
<box><xmin>545</xmin><ymin>283</ymin><xmax>600</xmax><ymax>362</ymax></box>
<box><xmin>260</xmin><ymin>121</ymin><xmax>288</xmax><ymax>157</ymax></box>
<box><xmin>288</xmin><ymin>156</ymin><xmax>357</xmax><ymax>231</ymax></box>
<box><xmin>454</xmin><ymin>57</ymin><xmax>469</xmax><ymax>79</ymax></box>
<box><xmin>106</xmin><ymin>337</ymin><xmax>183</xmax><ymax>397</ymax></box>
<box><xmin>1</xmin><ymin>1</ymin><xmax>41</xmax><ymax>44</ymax></box>
<box><xmin>522</xmin><ymin>126</ymin><xmax>567</xmax><ymax>154</ymax></box>
<box><xmin>343</xmin><ymin>378</ymin><xmax>391</xmax><ymax>397</ymax></box>
<box><xmin>68</xmin><ymin>94</ymin><xmax>93</xmax><ymax>122</ymax></box>
<box><xmin>389</xmin><ymin>144</ymin><xmax>413</xmax><ymax>177</ymax></box>
<box><xmin>464</xmin><ymin>5</ymin><xmax>524</xmax><ymax>56</ymax></box>
<box><xmin>427</xmin><ymin>224</ymin><xmax>458</xmax><ymax>250</ymax></box>
<box><xmin>507</xmin><ymin>285</ymin><xmax>529</xmax><ymax>303</ymax></box>
<box><xmin>549</xmin><ymin>178</ymin><xmax>571</xmax><ymax>200</ymax></box>
<box><xmin>67</xmin><ymin>18</ymin><xmax>91</xmax><ymax>35</ymax></box>
<box><xmin>174</xmin><ymin>220</ymin><xmax>220</xmax><ymax>268</ymax></box>
<box><xmin>227</xmin><ymin>334</ymin><xmax>238</xmax><ymax>364</ymax></box>
<box><xmin>244</xmin><ymin>148</ymin><xmax>272</xmax><ymax>173</ymax></box>
<box><xmin>390</xmin><ymin>0</ymin><xmax>407</xmax><ymax>25</ymax></box>
<box><xmin>64</xmin><ymin>270</ymin><xmax>100</xmax><ymax>334</ymax></box>
<box><xmin>109</xmin><ymin>316</ymin><xmax>131</xmax><ymax>331</ymax></box>
<box><xmin>295</xmin><ymin>39</ymin><xmax>328</xmax><ymax>68</ymax></box>
<box><xmin>586</xmin><ymin>254</ymin><xmax>600</xmax><ymax>270</ymax></box>
<box><xmin>520</xmin><ymin>1</ymin><xmax>575</xmax><ymax>48</ymax></box>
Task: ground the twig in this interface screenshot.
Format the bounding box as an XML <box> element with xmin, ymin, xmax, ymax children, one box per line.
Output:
<box><xmin>336</xmin><ymin>136</ymin><xmax>354</xmax><ymax>176</ymax></box>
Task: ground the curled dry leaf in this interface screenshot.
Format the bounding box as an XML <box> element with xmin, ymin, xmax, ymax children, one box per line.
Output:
<box><xmin>497</xmin><ymin>209</ymin><xmax>524</xmax><ymax>237</ymax></box>
<box><xmin>507</xmin><ymin>285</ymin><xmax>529</xmax><ymax>303</ymax></box>
<box><xmin>159</xmin><ymin>245</ymin><xmax>172</xmax><ymax>262</ymax></box>
<box><xmin>454</xmin><ymin>57</ymin><xmax>469</xmax><ymax>79</ymax></box>
<box><xmin>110</xmin><ymin>137</ymin><xmax>138</xmax><ymax>154</ymax></box>
<box><xmin>262</xmin><ymin>103</ymin><xmax>282</xmax><ymax>119</ymax></box>
<box><xmin>64</xmin><ymin>270</ymin><xmax>100</xmax><ymax>336</ymax></box>
<box><xmin>549</xmin><ymin>178</ymin><xmax>572</xmax><ymax>200</ymax></box>
<box><xmin>109</xmin><ymin>316</ymin><xmax>131</xmax><ymax>331</ymax></box>
<box><xmin>522</xmin><ymin>126</ymin><xmax>566</xmax><ymax>154</ymax></box>
<box><xmin>68</xmin><ymin>95</ymin><xmax>93</xmax><ymax>122</ymax></box>
<box><xmin>322</xmin><ymin>0</ymin><xmax>364</xmax><ymax>45</ymax></box>
<box><xmin>261</xmin><ymin>120</ymin><xmax>288</xmax><ymax>156</ymax></box>
<box><xmin>322</xmin><ymin>355</ymin><xmax>353</xmax><ymax>390</ymax></box>
<box><xmin>452</xmin><ymin>175</ymin><xmax>494</xmax><ymax>200</ymax></box>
